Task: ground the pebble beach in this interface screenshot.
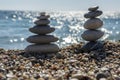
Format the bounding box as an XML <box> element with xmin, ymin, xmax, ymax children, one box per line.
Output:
<box><xmin>0</xmin><ymin>40</ymin><xmax>120</xmax><ymax>80</ymax></box>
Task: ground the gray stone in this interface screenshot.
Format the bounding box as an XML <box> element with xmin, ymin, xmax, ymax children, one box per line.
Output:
<box><xmin>84</xmin><ymin>10</ymin><xmax>103</xmax><ymax>18</ymax></box>
<box><xmin>25</xmin><ymin>44</ymin><xmax>59</xmax><ymax>53</ymax></box>
<box><xmin>40</xmin><ymin>12</ymin><xmax>46</xmax><ymax>16</ymax></box>
<box><xmin>34</xmin><ymin>20</ymin><xmax>50</xmax><ymax>26</ymax></box>
<box><xmin>72</xmin><ymin>74</ymin><xmax>92</xmax><ymax>80</ymax></box>
<box><xmin>37</xmin><ymin>15</ymin><xmax>50</xmax><ymax>20</ymax></box>
<box><xmin>27</xmin><ymin>35</ymin><xmax>58</xmax><ymax>43</ymax></box>
<box><xmin>29</xmin><ymin>26</ymin><xmax>55</xmax><ymax>34</ymax></box>
<box><xmin>114</xmin><ymin>76</ymin><xmax>120</xmax><ymax>80</ymax></box>
<box><xmin>81</xmin><ymin>41</ymin><xmax>104</xmax><ymax>52</ymax></box>
<box><xmin>81</xmin><ymin>30</ymin><xmax>104</xmax><ymax>41</ymax></box>
<box><xmin>88</xmin><ymin>6</ymin><xmax>99</xmax><ymax>12</ymax></box>
<box><xmin>96</xmin><ymin>73</ymin><xmax>107</xmax><ymax>80</ymax></box>
<box><xmin>84</xmin><ymin>18</ymin><xmax>103</xmax><ymax>29</ymax></box>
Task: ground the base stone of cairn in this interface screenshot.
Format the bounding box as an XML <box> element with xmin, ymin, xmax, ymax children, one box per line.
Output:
<box><xmin>81</xmin><ymin>6</ymin><xmax>104</xmax><ymax>52</ymax></box>
<box><xmin>25</xmin><ymin>12</ymin><xmax>59</xmax><ymax>53</ymax></box>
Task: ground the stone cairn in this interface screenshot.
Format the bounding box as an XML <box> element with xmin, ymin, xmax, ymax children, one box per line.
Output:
<box><xmin>25</xmin><ymin>12</ymin><xmax>59</xmax><ymax>53</ymax></box>
<box><xmin>81</xmin><ymin>6</ymin><xmax>104</xmax><ymax>52</ymax></box>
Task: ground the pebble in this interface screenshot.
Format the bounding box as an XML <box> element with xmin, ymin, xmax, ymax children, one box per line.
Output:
<box><xmin>34</xmin><ymin>20</ymin><xmax>50</xmax><ymax>26</ymax></box>
<box><xmin>25</xmin><ymin>44</ymin><xmax>59</xmax><ymax>53</ymax></box>
<box><xmin>6</xmin><ymin>73</ymin><xmax>14</xmax><ymax>78</ymax></box>
<box><xmin>99</xmin><ymin>78</ymin><xmax>107</xmax><ymax>80</ymax></box>
<box><xmin>37</xmin><ymin>15</ymin><xmax>50</xmax><ymax>20</ymax></box>
<box><xmin>96</xmin><ymin>73</ymin><xmax>107</xmax><ymax>80</ymax></box>
<box><xmin>88</xmin><ymin>6</ymin><xmax>99</xmax><ymax>11</ymax></box>
<box><xmin>84</xmin><ymin>18</ymin><xmax>103</xmax><ymax>29</ymax></box>
<box><xmin>84</xmin><ymin>10</ymin><xmax>103</xmax><ymax>18</ymax></box>
<box><xmin>81</xmin><ymin>41</ymin><xmax>104</xmax><ymax>52</ymax></box>
<box><xmin>114</xmin><ymin>76</ymin><xmax>120</xmax><ymax>80</ymax></box>
<box><xmin>70</xmin><ymin>78</ymin><xmax>79</xmax><ymax>80</ymax></box>
<box><xmin>81</xmin><ymin>30</ymin><xmax>104</xmax><ymax>41</ymax></box>
<box><xmin>29</xmin><ymin>26</ymin><xmax>55</xmax><ymax>34</ymax></box>
<box><xmin>72</xmin><ymin>74</ymin><xmax>83</xmax><ymax>79</ymax></box>
<box><xmin>72</xmin><ymin>74</ymin><xmax>92</xmax><ymax>80</ymax></box>
<box><xmin>27</xmin><ymin>35</ymin><xmax>58</xmax><ymax>43</ymax></box>
<box><xmin>40</xmin><ymin>12</ymin><xmax>46</xmax><ymax>16</ymax></box>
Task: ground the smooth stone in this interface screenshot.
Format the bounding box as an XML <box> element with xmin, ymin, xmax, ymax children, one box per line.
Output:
<box><xmin>114</xmin><ymin>76</ymin><xmax>120</xmax><ymax>80</ymax></box>
<box><xmin>99</xmin><ymin>78</ymin><xmax>107</xmax><ymax>80</ymax></box>
<box><xmin>29</xmin><ymin>26</ymin><xmax>55</xmax><ymax>34</ymax></box>
<box><xmin>25</xmin><ymin>44</ymin><xmax>59</xmax><ymax>53</ymax></box>
<box><xmin>81</xmin><ymin>30</ymin><xmax>104</xmax><ymax>41</ymax></box>
<box><xmin>34</xmin><ymin>20</ymin><xmax>50</xmax><ymax>26</ymax></box>
<box><xmin>37</xmin><ymin>15</ymin><xmax>50</xmax><ymax>20</ymax></box>
<box><xmin>72</xmin><ymin>74</ymin><xmax>83</xmax><ymax>79</ymax></box>
<box><xmin>72</xmin><ymin>74</ymin><xmax>92</xmax><ymax>80</ymax></box>
<box><xmin>84</xmin><ymin>10</ymin><xmax>103</xmax><ymax>18</ymax></box>
<box><xmin>88</xmin><ymin>6</ymin><xmax>99</xmax><ymax>11</ymax></box>
<box><xmin>27</xmin><ymin>35</ymin><xmax>58</xmax><ymax>44</ymax></box>
<box><xmin>40</xmin><ymin>12</ymin><xmax>46</xmax><ymax>16</ymax></box>
<box><xmin>70</xmin><ymin>78</ymin><xmax>79</xmax><ymax>80</ymax></box>
<box><xmin>96</xmin><ymin>73</ymin><xmax>107</xmax><ymax>80</ymax></box>
<box><xmin>84</xmin><ymin>18</ymin><xmax>103</xmax><ymax>29</ymax></box>
<box><xmin>80</xmin><ymin>41</ymin><xmax>104</xmax><ymax>52</ymax></box>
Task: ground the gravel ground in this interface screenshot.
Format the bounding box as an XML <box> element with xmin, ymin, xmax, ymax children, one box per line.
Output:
<box><xmin>0</xmin><ymin>41</ymin><xmax>120</xmax><ymax>80</ymax></box>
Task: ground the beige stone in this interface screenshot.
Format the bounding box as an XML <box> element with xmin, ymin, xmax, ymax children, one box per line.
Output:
<box><xmin>29</xmin><ymin>26</ymin><xmax>55</xmax><ymax>34</ymax></box>
<box><xmin>81</xmin><ymin>30</ymin><xmax>104</xmax><ymax>41</ymax></box>
<box><xmin>34</xmin><ymin>20</ymin><xmax>50</xmax><ymax>26</ymax></box>
<box><xmin>27</xmin><ymin>35</ymin><xmax>58</xmax><ymax>43</ymax></box>
<box><xmin>84</xmin><ymin>18</ymin><xmax>103</xmax><ymax>29</ymax></box>
<box><xmin>25</xmin><ymin>44</ymin><xmax>59</xmax><ymax>53</ymax></box>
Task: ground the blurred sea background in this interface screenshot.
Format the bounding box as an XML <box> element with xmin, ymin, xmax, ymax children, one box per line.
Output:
<box><xmin>0</xmin><ymin>10</ymin><xmax>120</xmax><ymax>50</ymax></box>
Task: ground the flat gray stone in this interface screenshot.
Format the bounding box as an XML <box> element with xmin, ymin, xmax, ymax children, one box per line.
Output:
<box><xmin>27</xmin><ymin>35</ymin><xmax>58</xmax><ymax>44</ymax></box>
<box><xmin>84</xmin><ymin>18</ymin><xmax>103</xmax><ymax>29</ymax></box>
<box><xmin>37</xmin><ymin>15</ymin><xmax>50</xmax><ymax>20</ymax></box>
<box><xmin>96</xmin><ymin>73</ymin><xmax>107</xmax><ymax>80</ymax></box>
<box><xmin>88</xmin><ymin>6</ymin><xmax>99</xmax><ymax>12</ymax></box>
<box><xmin>81</xmin><ymin>30</ymin><xmax>104</xmax><ymax>41</ymax></box>
<box><xmin>29</xmin><ymin>26</ymin><xmax>55</xmax><ymax>34</ymax></box>
<box><xmin>34</xmin><ymin>20</ymin><xmax>50</xmax><ymax>26</ymax></box>
<box><xmin>81</xmin><ymin>41</ymin><xmax>104</xmax><ymax>52</ymax></box>
<box><xmin>84</xmin><ymin>10</ymin><xmax>103</xmax><ymax>18</ymax></box>
<box><xmin>25</xmin><ymin>44</ymin><xmax>59</xmax><ymax>53</ymax></box>
<box><xmin>40</xmin><ymin>12</ymin><xmax>46</xmax><ymax>16</ymax></box>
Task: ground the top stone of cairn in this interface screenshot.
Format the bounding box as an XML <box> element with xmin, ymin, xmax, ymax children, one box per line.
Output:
<box><xmin>88</xmin><ymin>6</ymin><xmax>99</xmax><ymax>12</ymax></box>
<box><xmin>84</xmin><ymin>6</ymin><xmax>102</xmax><ymax>18</ymax></box>
<box><xmin>40</xmin><ymin>12</ymin><xmax>46</xmax><ymax>16</ymax></box>
<box><xmin>37</xmin><ymin>12</ymin><xmax>50</xmax><ymax>20</ymax></box>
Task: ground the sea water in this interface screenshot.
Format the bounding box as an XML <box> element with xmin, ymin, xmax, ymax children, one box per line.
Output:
<box><xmin>0</xmin><ymin>10</ymin><xmax>120</xmax><ymax>49</ymax></box>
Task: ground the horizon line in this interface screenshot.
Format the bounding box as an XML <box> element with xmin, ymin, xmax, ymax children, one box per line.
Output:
<box><xmin>0</xmin><ymin>9</ymin><xmax>120</xmax><ymax>13</ymax></box>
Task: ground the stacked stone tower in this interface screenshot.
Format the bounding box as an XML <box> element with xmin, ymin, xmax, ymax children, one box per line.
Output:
<box><xmin>81</xmin><ymin>6</ymin><xmax>104</xmax><ymax>52</ymax></box>
<box><xmin>25</xmin><ymin>12</ymin><xmax>59</xmax><ymax>53</ymax></box>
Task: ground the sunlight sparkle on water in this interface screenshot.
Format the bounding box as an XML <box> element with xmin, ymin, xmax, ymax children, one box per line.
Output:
<box><xmin>20</xmin><ymin>38</ymin><xmax>24</xmax><ymax>41</ymax></box>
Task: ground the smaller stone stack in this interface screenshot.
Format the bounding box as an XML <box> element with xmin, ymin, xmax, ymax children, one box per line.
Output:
<box><xmin>81</xmin><ymin>6</ymin><xmax>104</xmax><ymax>52</ymax></box>
<box><xmin>25</xmin><ymin>12</ymin><xmax>59</xmax><ymax>53</ymax></box>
